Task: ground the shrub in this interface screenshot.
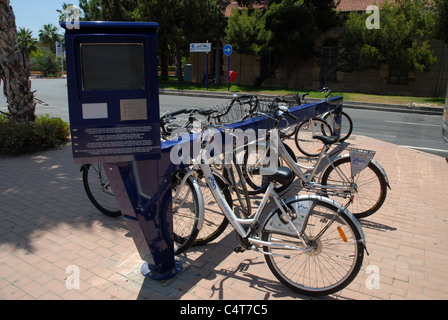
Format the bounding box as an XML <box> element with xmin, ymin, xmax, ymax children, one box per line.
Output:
<box><xmin>0</xmin><ymin>113</ymin><xmax>70</xmax><ymax>155</ymax></box>
<box><xmin>31</xmin><ymin>51</ymin><xmax>61</xmax><ymax>77</ymax></box>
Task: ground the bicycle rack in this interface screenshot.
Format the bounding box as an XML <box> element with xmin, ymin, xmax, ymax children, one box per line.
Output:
<box><xmin>63</xmin><ymin>21</ymin><xmax>343</xmax><ymax>281</ymax></box>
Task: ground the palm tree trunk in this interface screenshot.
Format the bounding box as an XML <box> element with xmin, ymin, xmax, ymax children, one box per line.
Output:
<box><xmin>0</xmin><ymin>0</ymin><xmax>35</xmax><ymax>121</ymax></box>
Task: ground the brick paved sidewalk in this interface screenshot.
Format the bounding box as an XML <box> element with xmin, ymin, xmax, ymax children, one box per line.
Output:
<box><xmin>1</xmin><ymin>135</ymin><xmax>447</xmax><ymax>300</ymax></box>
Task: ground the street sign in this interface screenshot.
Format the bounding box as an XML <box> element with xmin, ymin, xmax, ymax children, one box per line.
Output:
<box><xmin>223</xmin><ymin>44</ymin><xmax>233</xmax><ymax>56</ymax></box>
<box><xmin>56</xmin><ymin>41</ymin><xmax>64</xmax><ymax>77</ymax></box>
<box><xmin>56</xmin><ymin>41</ymin><xmax>63</xmax><ymax>57</ymax></box>
<box><xmin>190</xmin><ymin>43</ymin><xmax>211</xmax><ymax>53</ymax></box>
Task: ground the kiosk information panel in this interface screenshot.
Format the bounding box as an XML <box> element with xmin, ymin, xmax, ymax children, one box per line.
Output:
<box><xmin>63</xmin><ymin>22</ymin><xmax>161</xmax><ymax>164</ymax></box>
<box><xmin>63</xmin><ymin>22</ymin><xmax>182</xmax><ymax>281</ymax></box>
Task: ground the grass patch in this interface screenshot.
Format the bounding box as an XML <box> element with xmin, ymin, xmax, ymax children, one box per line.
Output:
<box><xmin>159</xmin><ymin>78</ymin><xmax>445</xmax><ymax>107</ymax></box>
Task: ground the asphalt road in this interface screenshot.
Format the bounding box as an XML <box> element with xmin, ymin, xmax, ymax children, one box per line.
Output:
<box><xmin>1</xmin><ymin>78</ymin><xmax>447</xmax><ymax>157</ymax></box>
<box><xmin>339</xmin><ymin>108</ymin><xmax>448</xmax><ymax>157</ymax></box>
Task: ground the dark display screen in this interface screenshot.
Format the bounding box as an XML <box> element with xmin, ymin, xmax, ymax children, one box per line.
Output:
<box><xmin>81</xmin><ymin>44</ymin><xmax>145</xmax><ymax>91</ymax></box>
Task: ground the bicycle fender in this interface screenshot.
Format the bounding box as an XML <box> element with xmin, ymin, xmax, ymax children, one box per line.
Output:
<box><xmin>307</xmin><ymin>195</ymin><xmax>366</xmax><ymax>244</ymax></box>
<box><xmin>264</xmin><ymin>194</ymin><xmax>366</xmax><ymax>246</ymax></box>
<box><xmin>371</xmin><ymin>159</ymin><xmax>391</xmax><ymax>189</ymax></box>
<box><xmin>325</xmin><ymin>154</ymin><xmax>391</xmax><ymax>190</ymax></box>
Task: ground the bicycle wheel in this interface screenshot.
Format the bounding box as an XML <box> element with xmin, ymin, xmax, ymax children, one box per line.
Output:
<box><xmin>171</xmin><ymin>171</ymin><xmax>201</xmax><ymax>254</ymax></box>
<box><xmin>294</xmin><ymin>118</ymin><xmax>333</xmax><ymax>157</ymax></box>
<box><xmin>261</xmin><ymin>197</ymin><xmax>364</xmax><ymax>296</ymax></box>
<box><xmin>242</xmin><ymin>142</ymin><xmax>296</xmax><ymax>195</ymax></box>
<box><xmin>82</xmin><ymin>164</ymin><xmax>122</xmax><ymax>218</ymax></box>
<box><xmin>320</xmin><ymin>157</ymin><xmax>388</xmax><ymax>219</ymax></box>
<box><xmin>193</xmin><ymin>173</ymin><xmax>231</xmax><ymax>246</ymax></box>
<box><xmin>322</xmin><ymin>110</ymin><xmax>353</xmax><ymax>142</ymax></box>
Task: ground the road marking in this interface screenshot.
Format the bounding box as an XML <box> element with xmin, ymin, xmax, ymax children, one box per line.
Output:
<box><xmin>385</xmin><ymin>120</ymin><xmax>440</xmax><ymax>127</ymax></box>
<box><xmin>400</xmin><ymin>145</ymin><xmax>448</xmax><ymax>154</ymax></box>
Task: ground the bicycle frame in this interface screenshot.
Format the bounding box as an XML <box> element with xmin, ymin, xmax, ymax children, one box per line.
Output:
<box><xmin>196</xmin><ymin>144</ymin><xmax>366</xmax><ymax>255</ymax></box>
<box><xmin>247</xmin><ymin>135</ymin><xmax>355</xmax><ymax>197</ymax></box>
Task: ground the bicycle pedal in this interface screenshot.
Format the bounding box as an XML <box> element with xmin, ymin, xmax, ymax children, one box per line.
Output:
<box><xmin>233</xmin><ymin>246</ymin><xmax>246</xmax><ymax>253</ymax></box>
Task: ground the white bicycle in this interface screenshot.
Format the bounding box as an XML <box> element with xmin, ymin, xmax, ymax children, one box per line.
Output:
<box><xmin>188</xmin><ymin>123</ymin><xmax>367</xmax><ymax>297</ymax></box>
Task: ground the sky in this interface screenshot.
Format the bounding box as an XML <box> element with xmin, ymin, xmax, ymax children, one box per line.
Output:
<box><xmin>10</xmin><ymin>0</ymin><xmax>69</xmax><ymax>37</ymax></box>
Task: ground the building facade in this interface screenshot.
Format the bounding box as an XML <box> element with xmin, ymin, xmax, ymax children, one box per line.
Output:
<box><xmin>190</xmin><ymin>0</ymin><xmax>447</xmax><ymax>98</ymax></box>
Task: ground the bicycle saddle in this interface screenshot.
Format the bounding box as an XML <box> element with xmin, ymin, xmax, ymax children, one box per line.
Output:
<box><xmin>197</xmin><ymin>109</ymin><xmax>217</xmax><ymax>116</ymax></box>
<box><xmin>313</xmin><ymin>135</ymin><xmax>339</xmax><ymax>145</ymax></box>
<box><xmin>252</xmin><ymin>167</ymin><xmax>294</xmax><ymax>186</ymax></box>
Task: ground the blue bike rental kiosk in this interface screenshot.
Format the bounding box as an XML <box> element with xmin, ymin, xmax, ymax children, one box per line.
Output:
<box><xmin>62</xmin><ymin>21</ymin><xmax>182</xmax><ymax>280</ymax></box>
<box><xmin>62</xmin><ymin>21</ymin><xmax>345</xmax><ymax>283</ymax></box>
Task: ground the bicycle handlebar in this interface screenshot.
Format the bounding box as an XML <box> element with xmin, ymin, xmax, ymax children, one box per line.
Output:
<box><xmin>320</xmin><ymin>87</ymin><xmax>332</xmax><ymax>98</ymax></box>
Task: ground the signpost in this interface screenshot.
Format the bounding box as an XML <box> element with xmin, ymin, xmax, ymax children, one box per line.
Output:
<box><xmin>190</xmin><ymin>42</ymin><xmax>212</xmax><ymax>90</ymax></box>
<box><xmin>223</xmin><ymin>44</ymin><xmax>233</xmax><ymax>91</ymax></box>
<box><xmin>56</xmin><ymin>41</ymin><xmax>64</xmax><ymax>77</ymax></box>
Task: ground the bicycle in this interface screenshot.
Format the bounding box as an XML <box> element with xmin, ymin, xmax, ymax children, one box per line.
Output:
<box><xmin>242</xmin><ymin>105</ymin><xmax>390</xmax><ymax>219</ymax></box>
<box><xmin>288</xmin><ymin>88</ymin><xmax>352</xmax><ymax>157</ymax></box>
<box><xmin>190</xmin><ymin>121</ymin><xmax>367</xmax><ymax>296</ymax></box>
<box><xmin>319</xmin><ymin>87</ymin><xmax>353</xmax><ymax>143</ymax></box>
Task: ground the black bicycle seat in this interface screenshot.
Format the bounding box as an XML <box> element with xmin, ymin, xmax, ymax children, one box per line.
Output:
<box><xmin>197</xmin><ymin>109</ymin><xmax>217</xmax><ymax>116</ymax></box>
<box><xmin>313</xmin><ymin>135</ymin><xmax>339</xmax><ymax>145</ymax></box>
<box><xmin>252</xmin><ymin>167</ymin><xmax>294</xmax><ymax>186</ymax></box>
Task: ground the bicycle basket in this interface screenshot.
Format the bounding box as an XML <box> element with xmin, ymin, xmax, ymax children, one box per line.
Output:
<box><xmin>204</xmin><ymin>100</ymin><xmax>253</xmax><ymax>126</ymax></box>
<box><xmin>256</xmin><ymin>95</ymin><xmax>301</xmax><ymax>114</ymax></box>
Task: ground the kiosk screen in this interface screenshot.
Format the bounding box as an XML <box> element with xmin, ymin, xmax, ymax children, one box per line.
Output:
<box><xmin>81</xmin><ymin>43</ymin><xmax>145</xmax><ymax>91</ymax></box>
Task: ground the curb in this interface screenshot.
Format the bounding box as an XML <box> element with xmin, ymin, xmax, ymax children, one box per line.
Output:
<box><xmin>159</xmin><ymin>88</ymin><xmax>444</xmax><ymax>115</ymax></box>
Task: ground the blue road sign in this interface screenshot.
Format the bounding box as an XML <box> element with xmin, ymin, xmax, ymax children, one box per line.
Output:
<box><xmin>223</xmin><ymin>44</ymin><xmax>233</xmax><ymax>56</ymax></box>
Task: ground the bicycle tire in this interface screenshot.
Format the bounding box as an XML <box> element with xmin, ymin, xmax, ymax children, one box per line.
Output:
<box><xmin>322</xmin><ymin>110</ymin><xmax>353</xmax><ymax>142</ymax></box>
<box><xmin>261</xmin><ymin>197</ymin><xmax>364</xmax><ymax>296</ymax></box>
<box><xmin>193</xmin><ymin>173</ymin><xmax>231</xmax><ymax>246</ymax></box>
<box><xmin>242</xmin><ymin>142</ymin><xmax>296</xmax><ymax>195</ymax></box>
<box><xmin>320</xmin><ymin>157</ymin><xmax>388</xmax><ymax>219</ymax></box>
<box><xmin>82</xmin><ymin>164</ymin><xmax>122</xmax><ymax>218</ymax></box>
<box><xmin>294</xmin><ymin>118</ymin><xmax>333</xmax><ymax>157</ymax></box>
<box><xmin>171</xmin><ymin>171</ymin><xmax>201</xmax><ymax>254</ymax></box>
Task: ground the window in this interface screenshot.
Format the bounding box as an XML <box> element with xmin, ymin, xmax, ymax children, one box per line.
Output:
<box><xmin>81</xmin><ymin>43</ymin><xmax>145</xmax><ymax>91</ymax></box>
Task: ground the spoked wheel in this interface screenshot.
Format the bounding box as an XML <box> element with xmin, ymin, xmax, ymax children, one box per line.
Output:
<box><xmin>294</xmin><ymin>118</ymin><xmax>333</xmax><ymax>157</ymax></box>
<box><xmin>261</xmin><ymin>198</ymin><xmax>364</xmax><ymax>296</ymax></box>
<box><xmin>320</xmin><ymin>157</ymin><xmax>388</xmax><ymax>219</ymax></box>
<box><xmin>82</xmin><ymin>164</ymin><xmax>122</xmax><ymax>218</ymax></box>
<box><xmin>171</xmin><ymin>172</ymin><xmax>201</xmax><ymax>254</ymax></box>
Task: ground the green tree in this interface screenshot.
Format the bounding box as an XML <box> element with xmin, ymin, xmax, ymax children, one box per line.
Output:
<box><xmin>433</xmin><ymin>0</ymin><xmax>448</xmax><ymax>100</ymax></box>
<box><xmin>339</xmin><ymin>0</ymin><xmax>437</xmax><ymax>76</ymax></box>
<box><xmin>226</xmin><ymin>0</ymin><xmax>339</xmax><ymax>86</ymax></box>
<box><xmin>18</xmin><ymin>28</ymin><xmax>38</xmax><ymax>66</ymax></box>
<box><xmin>39</xmin><ymin>23</ymin><xmax>63</xmax><ymax>53</ymax></box>
<box><xmin>434</xmin><ymin>0</ymin><xmax>448</xmax><ymax>44</ymax></box>
<box><xmin>0</xmin><ymin>0</ymin><xmax>35</xmax><ymax>121</ymax></box>
<box><xmin>76</xmin><ymin>0</ymin><xmax>227</xmax><ymax>81</ymax></box>
<box><xmin>79</xmin><ymin>0</ymin><xmax>137</xmax><ymax>21</ymax></box>
<box><xmin>134</xmin><ymin>0</ymin><xmax>226</xmax><ymax>81</ymax></box>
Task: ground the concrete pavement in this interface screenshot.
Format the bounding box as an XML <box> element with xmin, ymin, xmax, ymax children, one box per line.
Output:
<box><xmin>1</xmin><ymin>134</ymin><xmax>448</xmax><ymax>300</ymax></box>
